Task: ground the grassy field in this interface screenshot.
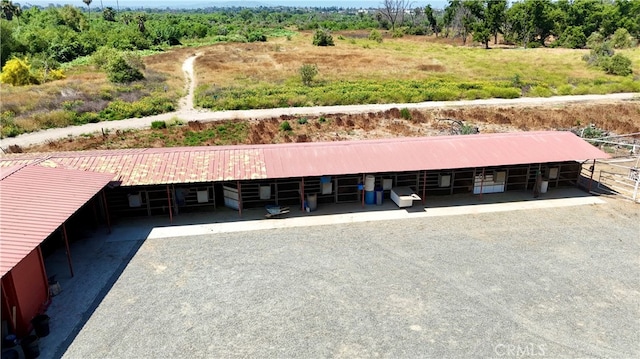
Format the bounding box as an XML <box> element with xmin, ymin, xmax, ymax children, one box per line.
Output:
<box><xmin>1</xmin><ymin>31</ymin><xmax>639</xmax><ymax>138</ymax></box>
<box><xmin>194</xmin><ymin>32</ymin><xmax>640</xmax><ymax>109</ymax></box>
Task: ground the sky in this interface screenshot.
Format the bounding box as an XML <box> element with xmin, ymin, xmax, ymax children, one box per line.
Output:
<box><xmin>20</xmin><ymin>0</ymin><xmax>450</xmax><ymax>10</ymax></box>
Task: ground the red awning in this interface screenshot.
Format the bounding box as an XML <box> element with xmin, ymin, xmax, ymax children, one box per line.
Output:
<box><xmin>0</xmin><ymin>166</ymin><xmax>115</xmax><ymax>277</ymax></box>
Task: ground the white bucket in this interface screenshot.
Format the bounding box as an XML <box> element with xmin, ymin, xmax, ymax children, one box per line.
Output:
<box><xmin>365</xmin><ymin>175</ymin><xmax>375</xmax><ymax>191</ymax></box>
<box><xmin>540</xmin><ymin>180</ymin><xmax>549</xmax><ymax>194</ymax></box>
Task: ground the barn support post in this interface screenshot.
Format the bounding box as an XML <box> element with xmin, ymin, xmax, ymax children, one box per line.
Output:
<box><xmin>633</xmin><ymin>173</ymin><xmax>640</xmax><ymax>202</ymax></box>
<box><xmin>301</xmin><ymin>177</ymin><xmax>305</xmax><ymax>212</ymax></box>
<box><xmin>479</xmin><ymin>168</ymin><xmax>485</xmax><ymax>201</ymax></box>
<box><xmin>237</xmin><ymin>181</ymin><xmax>243</xmax><ymax>217</ymax></box>
<box><xmin>62</xmin><ymin>224</ymin><xmax>74</xmax><ymax>278</ymax></box>
<box><xmin>91</xmin><ymin>196</ymin><xmax>99</xmax><ymax>228</ymax></box>
<box><xmin>102</xmin><ymin>190</ymin><xmax>112</xmax><ymax>234</ymax></box>
<box><xmin>1</xmin><ymin>279</ymin><xmax>17</xmax><ymax>331</ymax></box>
<box><xmin>37</xmin><ymin>247</ymin><xmax>51</xmax><ymax>302</ymax></box>
<box><xmin>361</xmin><ymin>174</ymin><xmax>365</xmax><ymax>208</ymax></box>
<box><xmin>588</xmin><ymin>159</ymin><xmax>596</xmax><ymax>193</ymax></box>
<box><xmin>422</xmin><ymin>170</ymin><xmax>427</xmax><ymax>204</ymax></box>
<box><xmin>166</xmin><ymin>185</ymin><xmax>173</xmax><ymax>223</ymax></box>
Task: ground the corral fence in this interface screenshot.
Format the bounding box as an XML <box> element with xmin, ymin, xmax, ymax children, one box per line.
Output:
<box><xmin>580</xmin><ymin>158</ymin><xmax>640</xmax><ymax>203</ymax></box>
<box><xmin>579</xmin><ymin>133</ymin><xmax>640</xmax><ymax>203</ymax></box>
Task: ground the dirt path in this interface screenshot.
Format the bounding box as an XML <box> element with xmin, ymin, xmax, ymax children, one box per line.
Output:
<box><xmin>0</xmin><ymin>52</ymin><xmax>637</xmax><ymax>151</ymax></box>
<box><xmin>177</xmin><ymin>53</ymin><xmax>202</xmax><ymax>112</ymax></box>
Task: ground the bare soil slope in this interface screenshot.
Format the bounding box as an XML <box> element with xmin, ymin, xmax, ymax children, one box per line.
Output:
<box><xmin>25</xmin><ymin>101</ymin><xmax>640</xmax><ymax>153</ymax></box>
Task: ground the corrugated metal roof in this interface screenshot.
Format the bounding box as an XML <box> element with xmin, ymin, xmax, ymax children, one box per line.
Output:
<box><xmin>0</xmin><ymin>166</ymin><xmax>115</xmax><ymax>277</ymax></box>
<box><xmin>262</xmin><ymin>131</ymin><xmax>610</xmax><ymax>178</ymax></box>
<box><xmin>0</xmin><ymin>131</ymin><xmax>608</xmax><ymax>186</ymax></box>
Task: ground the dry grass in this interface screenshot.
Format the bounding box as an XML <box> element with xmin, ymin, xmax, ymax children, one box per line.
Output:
<box><xmin>190</xmin><ymin>31</ymin><xmax>639</xmax><ymax>93</ymax></box>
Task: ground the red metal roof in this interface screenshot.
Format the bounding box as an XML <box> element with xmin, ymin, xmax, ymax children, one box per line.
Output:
<box><xmin>262</xmin><ymin>131</ymin><xmax>610</xmax><ymax>178</ymax></box>
<box><xmin>0</xmin><ymin>131</ymin><xmax>608</xmax><ymax>185</ymax></box>
<box><xmin>0</xmin><ymin>166</ymin><xmax>115</xmax><ymax>277</ymax></box>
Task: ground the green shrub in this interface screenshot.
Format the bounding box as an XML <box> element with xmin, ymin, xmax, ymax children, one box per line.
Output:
<box><xmin>368</xmin><ymin>29</ymin><xmax>383</xmax><ymax>43</ymax></box>
<box><xmin>391</xmin><ymin>29</ymin><xmax>404</xmax><ymax>38</ymax></box>
<box><xmin>151</xmin><ymin>120</ymin><xmax>167</xmax><ymax>129</ymax></box>
<box><xmin>486</xmin><ymin>87</ymin><xmax>521</xmax><ymax>99</ymax></box>
<box><xmin>586</xmin><ymin>31</ymin><xmax>605</xmax><ymax>49</ymax></box>
<box><xmin>318</xmin><ymin>116</ymin><xmax>326</xmax><ymax>123</ymax></box>
<box><xmin>601</xmin><ymin>54</ymin><xmax>633</xmax><ymax>76</ymax></box>
<box><xmin>297</xmin><ymin>117</ymin><xmax>308</xmax><ymax>125</ymax></box>
<box><xmin>559</xmin><ymin>26</ymin><xmax>586</xmax><ymax>49</ymax></box>
<box><xmin>464</xmin><ymin>89</ymin><xmax>491</xmax><ymax>99</ymax></box>
<box><xmin>92</xmin><ymin>47</ymin><xmax>119</xmax><ymax>70</ymax></box>
<box><xmin>400</xmin><ymin>108</ymin><xmax>412</xmax><ymax>120</ymax></box>
<box><xmin>528</xmin><ymin>85</ymin><xmax>554</xmax><ymax>97</ymax></box>
<box><xmin>312</xmin><ymin>29</ymin><xmax>335</xmax><ymax>46</ymax></box>
<box><xmin>0</xmin><ymin>112</ymin><xmax>20</xmax><ymax>138</ymax></box>
<box><xmin>247</xmin><ymin>32</ymin><xmax>267</xmax><ymax>42</ymax></box>
<box><xmin>280</xmin><ymin>121</ymin><xmax>292</xmax><ymax>131</ymax></box>
<box><xmin>610</xmin><ymin>28</ymin><xmax>635</xmax><ymax>49</ymax></box>
<box><xmin>557</xmin><ymin>84</ymin><xmax>574</xmax><ymax>95</ymax></box>
<box><xmin>106</xmin><ymin>56</ymin><xmax>144</xmax><ymax>83</ymax></box>
<box><xmin>299</xmin><ymin>63</ymin><xmax>319</xmax><ymax>86</ymax></box>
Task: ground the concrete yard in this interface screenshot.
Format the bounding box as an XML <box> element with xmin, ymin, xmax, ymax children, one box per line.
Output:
<box><xmin>40</xmin><ymin>190</ymin><xmax>639</xmax><ymax>358</ymax></box>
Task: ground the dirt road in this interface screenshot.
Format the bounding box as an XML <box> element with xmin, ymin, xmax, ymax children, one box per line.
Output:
<box><xmin>0</xmin><ymin>53</ymin><xmax>637</xmax><ymax>149</ymax></box>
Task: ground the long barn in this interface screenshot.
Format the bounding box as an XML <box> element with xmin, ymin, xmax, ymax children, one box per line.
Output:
<box><xmin>0</xmin><ymin>131</ymin><xmax>608</xmax><ymax>336</ymax></box>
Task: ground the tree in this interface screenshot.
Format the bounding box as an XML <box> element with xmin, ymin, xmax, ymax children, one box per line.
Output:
<box><xmin>135</xmin><ymin>13</ymin><xmax>146</xmax><ymax>33</ymax></box>
<box><xmin>299</xmin><ymin>63</ymin><xmax>318</xmax><ymax>86</ymax></box>
<box><xmin>425</xmin><ymin>5</ymin><xmax>439</xmax><ymax>36</ymax></box>
<box><xmin>1</xmin><ymin>0</ymin><xmax>16</xmax><ymax>20</ymax></box>
<box><xmin>0</xmin><ymin>20</ymin><xmax>17</xmax><ymax>66</ymax></box>
<box><xmin>379</xmin><ymin>0</ymin><xmax>411</xmax><ymax>31</ymax></box>
<box><xmin>82</xmin><ymin>0</ymin><xmax>92</xmax><ymax>21</ymax></box>
<box><xmin>102</xmin><ymin>7</ymin><xmax>115</xmax><ymax>22</ymax></box>
<box><xmin>486</xmin><ymin>0</ymin><xmax>506</xmax><ymax>44</ymax></box>
<box><xmin>473</xmin><ymin>21</ymin><xmax>491</xmax><ymax>49</ymax></box>
<box><xmin>122</xmin><ymin>12</ymin><xmax>132</xmax><ymax>25</ymax></box>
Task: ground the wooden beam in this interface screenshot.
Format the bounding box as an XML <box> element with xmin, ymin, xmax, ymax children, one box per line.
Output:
<box><xmin>166</xmin><ymin>185</ymin><xmax>173</xmax><ymax>223</ymax></box>
<box><xmin>62</xmin><ymin>224</ymin><xmax>74</xmax><ymax>278</ymax></box>
<box><xmin>300</xmin><ymin>177</ymin><xmax>305</xmax><ymax>212</ymax></box>
<box><xmin>237</xmin><ymin>181</ymin><xmax>243</xmax><ymax>217</ymax></box>
<box><xmin>37</xmin><ymin>247</ymin><xmax>51</xmax><ymax>303</ymax></box>
<box><xmin>102</xmin><ymin>190</ymin><xmax>112</xmax><ymax>234</ymax></box>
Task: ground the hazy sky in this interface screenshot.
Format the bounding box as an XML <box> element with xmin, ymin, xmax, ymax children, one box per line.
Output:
<box><xmin>20</xmin><ymin>1</ymin><xmax>449</xmax><ymax>10</ymax></box>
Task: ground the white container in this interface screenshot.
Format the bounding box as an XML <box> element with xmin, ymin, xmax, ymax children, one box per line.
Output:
<box><xmin>306</xmin><ymin>193</ymin><xmax>317</xmax><ymax>211</ymax></box>
<box><xmin>438</xmin><ymin>174</ymin><xmax>451</xmax><ymax>187</ymax></box>
<box><xmin>128</xmin><ymin>193</ymin><xmax>142</xmax><ymax>207</ymax></box>
<box><xmin>382</xmin><ymin>178</ymin><xmax>393</xmax><ymax>190</ymax></box>
<box><xmin>541</xmin><ymin>180</ymin><xmax>549</xmax><ymax>194</ymax></box>
<box><xmin>196</xmin><ymin>190</ymin><xmax>209</xmax><ymax>203</ymax></box>
<box><xmin>390</xmin><ymin>187</ymin><xmax>421</xmax><ymax>208</ymax></box>
<box><xmin>259</xmin><ymin>185</ymin><xmax>271</xmax><ymax>200</ymax></box>
<box><xmin>321</xmin><ymin>182</ymin><xmax>332</xmax><ymax>194</ymax></box>
<box><xmin>365</xmin><ymin>175</ymin><xmax>376</xmax><ymax>191</ymax></box>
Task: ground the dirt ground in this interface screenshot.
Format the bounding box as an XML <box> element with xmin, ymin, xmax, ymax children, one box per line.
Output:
<box><xmin>22</xmin><ymin>100</ymin><xmax>640</xmax><ymax>154</ymax></box>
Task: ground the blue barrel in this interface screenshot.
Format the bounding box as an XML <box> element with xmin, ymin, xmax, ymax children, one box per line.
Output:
<box><xmin>365</xmin><ymin>191</ymin><xmax>375</xmax><ymax>205</ymax></box>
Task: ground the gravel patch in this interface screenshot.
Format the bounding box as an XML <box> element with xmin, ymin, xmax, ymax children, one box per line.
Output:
<box><xmin>61</xmin><ymin>198</ymin><xmax>639</xmax><ymax>358</ymax></box>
